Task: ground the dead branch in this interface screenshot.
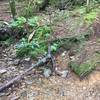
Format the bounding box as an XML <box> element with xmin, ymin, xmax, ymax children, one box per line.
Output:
<box><xmin>0</xmin><ymin>44</ymin><xmax>53</xmax><ymax>92</ymax></box>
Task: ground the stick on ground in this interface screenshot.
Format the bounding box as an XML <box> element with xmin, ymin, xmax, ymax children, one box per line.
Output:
<box><xmin>0</xmin><ymin>44</ymin><xmax>53</xmax><ymax>92</ymax></box>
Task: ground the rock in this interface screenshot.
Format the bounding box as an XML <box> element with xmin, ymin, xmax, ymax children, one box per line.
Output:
<box><xmin>13</xmin><ymin>59</ymin><xmax>20</xmax><ymax>65</ymax></box>
<box><xmin>24</xmin><ymin>57</ymin><xmax>31</xmax><ymax>62</ymax></box>
<box><xmin>0</xmin><ymin>68</ymin><xmax>7</xmax><ymax>74</ymax></box>
<box><xmin>61</xmin><ymin>70</ymin><xmax>69</xmax><ymax>78</ymax></box>
<box><xmin>10</xmin><ymin>96</ymin><xmax>20</xmax><ymax>100</ymax></box>
<box><xmin>7</xmin><ymin>61</ymin><xmax>13</xmax><ymax>65</ymax></box>
<box><xmin>25</xmin><ymin>77</ymin><xmax>34</xmax><ymax>85</ymax></box>
<box><xmin>20</xmin><ymin>58</ymin><xmax>31</xmax><ymax>68</ymax></box>
<box><xmin>0</xmin><ymin>92</ymin><xmax>10</xmax><ymax>97</ymax></box>
<box><xmin>61</xmin><ymin>51</ymin><xmax>67</xmax><ymax>57</ymax></box>
<box><xmin>55</xmin><ymin>69</ymin><xmax>69</xmax><ymax>78</ymax></box>
<box><xmin>43</xmin><ymin>68</ymin><xmax>52</xmax><ymax>78</ymax></box>
<box><xmin>3</xmin><ymin>54</ymin><xmax>7</xmax><ymax>57</ymax></box>
<box><xmin>20</xmin><ymin>91</ymin><xmax>27</xmax><ymax>98</ymax></box>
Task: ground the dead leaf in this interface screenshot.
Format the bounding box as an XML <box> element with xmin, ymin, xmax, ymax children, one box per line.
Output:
<box><xmin>28</xmin><ymin>30</ymin><xmax>36</xmax><ymax>42</ymax></box>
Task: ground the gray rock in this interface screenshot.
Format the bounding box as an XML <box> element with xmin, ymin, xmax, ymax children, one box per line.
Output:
<box><xmin>20</xmin><ymin>91</ymin><xmax>27</xmax><ymax>98</ymax></box>
<box><xmin>13</xmin><ymin>59</ymin><xmax>20</xmax><ymax>65</ymax></box>
<box><xmin>43</xmin><ymin>68</ymin><xmax>52</xmax><ymax>78</ymax></box>
<box><xmin>10</xmin><ymin>96</ymin><xmax>20</xmax><ymax>100</ymax></box>
<box><xmin>24</xmin><ymin>57</ymin><xmax>31</xmax><ymax>62</ymax></box>
<box><xmin>61</xmin><ymin>70</ymin><xmax>69</xmax><ymax>78</ymax></box>
<box><xmin>0</xmin><ymin>69</ymin><xmax>7</xmax><ymax>74</ymax></box>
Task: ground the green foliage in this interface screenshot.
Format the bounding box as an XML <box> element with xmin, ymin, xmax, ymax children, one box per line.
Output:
<box><xmin>70</xmin><ymin>61</ymin><xmax>94</xmax><ymax>78</ymax></box>
<box><xmin>16</xmin><ymin>25</ymin><xmax>52</xmax><ymax>58</ymax></box>
<box><xmin>16</xmin><ymin>38</ymin><xmax>41</xmax><ymax>57</ymax></box>
<box><xmin>0</xmin><ymin>38</ymin><xmax>14</xmax><ymax>47</ymax></box>
<box><xmin>51</xmin><ymin>43</ymin><xmax>59</xmax><ymax>52</ymax></box>
<box><xmin>20</xmin><ymin>0</ymin><xmax>46</xmax><ymax>17</ymax></box>
<box><xmin>70</xmin><ymin>53</ymin><xmax>100</xmax><ymax>78</ymax></box>
<box><xmin>35</xmin><ymin>25</ymin><xmax>51</xmax><ymax>40</ymax></box>
<box><xmin>10</xmin><ymin>16</ymin><xmax>41</xmax><ymax>28</ymax></box>
<box><xmin>84</xmin><ymin>11</ymin><xmax>97</xmax><ymax>24</ymax></box>
<box><xmin>27</xmin><ymin>17</ymin><xmax>40</xmax><ymax>27</ymax></box>
<box><xmin>9</xmin><ymin>0</ymin><xmax>16</xmax><ymax>19</ymax></box>
<box><xmin>10</xmin><ymin>17</ymin><xmax>26</xmax><ymax>28</ymax></box>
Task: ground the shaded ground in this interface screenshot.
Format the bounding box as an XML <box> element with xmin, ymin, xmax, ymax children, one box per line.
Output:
<box><xmin>0</xmin><ymin>1</ymin><xmax>100</xmax><ymax>100</ymax></box>
<box><xmin>0</xmin><ymin>39</ymin><xmax>100</xmax><ymax>100</ymax></box>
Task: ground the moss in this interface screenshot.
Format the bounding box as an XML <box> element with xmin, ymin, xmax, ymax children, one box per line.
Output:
<box><xmin>70</xmin><ymin>54</ymin><xmax>100</xmax><ymax>78</ymax></box>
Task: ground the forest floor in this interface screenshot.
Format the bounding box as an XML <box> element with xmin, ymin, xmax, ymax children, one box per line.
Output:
<box><xmin>0</xmin><ymin>1</ymin><xmax>100</xmax><ymax>100</ymax></box>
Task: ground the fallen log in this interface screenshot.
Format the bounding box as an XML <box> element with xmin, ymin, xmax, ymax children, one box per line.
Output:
<box><xmin>0</xmin><ymin>44</ymin><xmax>53</xmax><ymax>92</ymax></box>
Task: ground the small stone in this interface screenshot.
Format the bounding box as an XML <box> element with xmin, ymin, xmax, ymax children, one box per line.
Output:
<box><xmin>21</xmin><ymin>91</ymin><xmax>27</xmax><ymax>98</ymax></box>
<box><xmin>83</xmin><ymin>87</ymin><xmax>86</xmax><ymax>90</ymax></box>
<box><xmin>61</xmin><ymin>51</ymin><xmax>67</xmax><ymax>57</ymax></box>
<box><xmin>0</xmin><ymin>69</ymin><xmax>7</xmax><ymax>74</ymax></box>
<box><xmin>25</xmin><ymin>78</ymin><xmax>34</xmax><ymax>85</ymax></box>
<box><xmin>32</xmin><ymin>91</ymin><xmax>38</xmax><ymax>97</ymax></box>
<box><xmin>61</xmin><ymin>70</ymin><xmax>69</xmax><ymax>78</ymax></box>
<box><xmin>43</xmin><ymin>68</ymin><xmax>52</xmax><ymax>78</ymax></box>
<box><xmin>13</xmin><ymin>59</ymin><xmax>20</xmax><ymax>65</ymax></box>
<box><xmin>3</xmin><ymin>54</ymin><xmax>7</xmax><ymax>57</ymax></box>
<box><xmin>0</xmin><ymin>92</ymin><xmax>10</xmax><ymax>97</ymax></box>
<box><xmin>24</xmin><ymin>58</ymin><xmax>31</xmax><ymax>62</ymax></box>
<box><xmin>10</xmin><ymin>96</ymin><xmax>20</xmax><ymax>100</ymax></box>
<box><xmin>56</xmin><ymin>69</ymin><xmax>69</xmax><ymax>78</ymax></box>
<box><xmin>8</xmin><ymin>61</ymin><xmax>13</xmax><ymax>65</ymax></box>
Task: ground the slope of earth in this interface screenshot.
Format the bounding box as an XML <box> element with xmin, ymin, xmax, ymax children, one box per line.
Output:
<box><xmin>0</xmin><ymin>39</ymin><xmax>100</xmax><ymax>100</ymax></box>
<box><xmin>0</xmin><ymin>1</ymin><xmax>100</xmax><ymax>100</ymax></box>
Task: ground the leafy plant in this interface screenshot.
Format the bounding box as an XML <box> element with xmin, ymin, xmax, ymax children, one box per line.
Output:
<box><xmin>16</xmin><ymin>24</ymin><xmax>52</xmax><ymax>58</ymax></box>
<box><xmin>35</xmin><ymin>25</ymin><xmax>51</xmax><ymax>40</ymax></box>
<box><xmin>84</xmin><ymin>11</ymin><xmax>97</xmax><ymax>24</ymax></box>
<box><xmin>10</xmin><ymin>17</ymin><xmax>26</xmax><ymax>28</ymax></box>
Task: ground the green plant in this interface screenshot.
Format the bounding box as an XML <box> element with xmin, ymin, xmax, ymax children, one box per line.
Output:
<box><xmin>69</xmin><ymin>53</ymin><xmax>100</xmax><ymax>78</ymax></box>
<box><xmin>35</xmin><ymin>25</ymin><xmax>51</xmax><ymax>40</ymax></box>
<box><xmin>84</xmin><ymin>11</ymin><xmax>97</xmax><ymax>24</ymax></box>
<box><xmin>9</xmin><ymin>0</ymin><xmax>16</xmax><ymax>20</ymax></box>
<box><xmin>27</xmin><ymin>16</ymin><xmax>40</xmax><ymax>27</ymax></box>
<box><xmin>10</xmin><ymin>17</ymin><xmax>26</xmax><ymax>28</ymax></box>
<box><xmin>16</xmin><ymin>24</ymin><xmax>52</xmax><ymax>58</ymax></box>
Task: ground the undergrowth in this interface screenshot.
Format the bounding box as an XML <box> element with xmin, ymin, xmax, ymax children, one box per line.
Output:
<box><xmin>12</xmin><ymin>9</ymin><xmax>94</xmax><ymax>58</ymax></box>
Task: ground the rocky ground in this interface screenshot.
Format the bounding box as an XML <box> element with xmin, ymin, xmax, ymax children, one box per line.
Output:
<box><xmin>0</xmin><ymin>38</ymin><xmax>100</xmax><ymax>100</ymax></box>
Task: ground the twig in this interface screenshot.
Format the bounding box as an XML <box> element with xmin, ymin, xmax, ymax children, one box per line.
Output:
<box><xmin>0</xmin><ymin>45</ymin><xmax>53</xmax><ymax>92</ymax></box>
